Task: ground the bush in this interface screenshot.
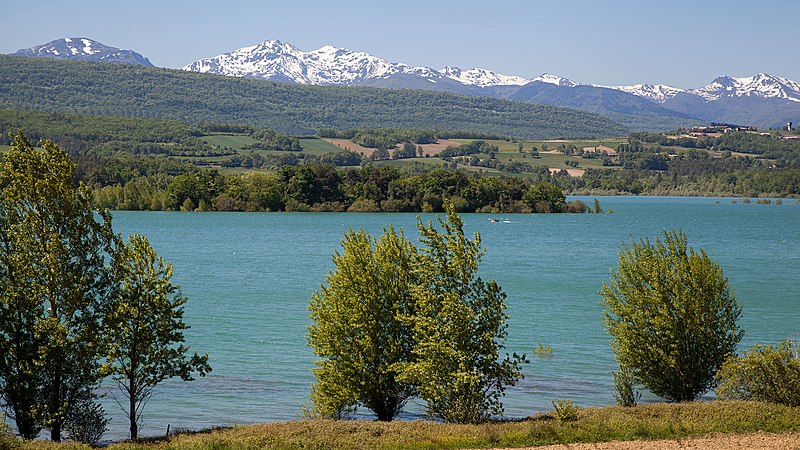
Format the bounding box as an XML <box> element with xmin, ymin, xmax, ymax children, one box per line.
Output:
<box><xmin>346</xmin><ymin>199</ymin><xmax>381</xmax><ymax>212</ymax></box>
<box><xmin>601</xmin><ymin>230</ymin><xmax>743</xmax><ymax>402</ymax></box>
<box><xmin>564</xmin><ymin>200</ymin><xmax>588</xmax><ymax>213</ymax></box>
<box><xmin>552</xmin><ymin>399</ymin><xmax>579</xmax><ymax>422</ymax></box>
<box><xmin>612</xmin><ymin>366</ymin><xmax>641</xmax><ymax>407</ymax></box>
<box><xmin>1</xmin><ymin>413</ymin><xmax>14</xmax><ymax>443</ymax></box>
<box><xmin>533</xmin><ymin>342</ymin><xmax>553</xmax><ymax>357</ymax></box>
<box><xmin>64</xmin><ymin>399</ymin><xmax>109</xmax><ymax>445</ymax></box>
<box><xmin>716</xmin><ymin>341</ymin><xmax>800</xmax><ymax>406</ymax></box>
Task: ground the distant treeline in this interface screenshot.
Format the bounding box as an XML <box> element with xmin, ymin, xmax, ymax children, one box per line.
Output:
<box><xmin>0</xmin><ymin>109</ymin><xmax>226</xmax><ymax>156</ymax></box>
<box><xmin>0</xmin><ymin>55</ymin><xmax>627</xmax><ymax>138</ymax></box>
<box><xmin>0</xmin><ymin>110</ymin><xmax>301</xmax><ymax>155</ymax></box>
<box><xmin>564</xmin><ymin>167</ymin><xmax>800</xmax><ymax>197</ymax></box>
<box><xmin>629</xmin><ymin>131</ymin><xmax>800</xmax><ymax>166</ymax></box>
<box><xmin>93</xmin><ymin>164</ymin><xmax>586</xmax><ymax>213</ymax></box>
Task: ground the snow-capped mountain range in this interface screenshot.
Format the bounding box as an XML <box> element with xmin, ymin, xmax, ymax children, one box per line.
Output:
<box><xmin>8</xmin><ymin>37</ymin><xmax>800</xmax><ymax>129</ymax></box>
<box><xmin>11</xmin><ymin>38</ymin><xmax>153</xmax><ymax>66</ymax></box>
<box><xmin>607</xmin><ymin>74</ymin><xmax>800</xmax><ymax>103</ymax></box>
<box><xmin>183</xmin><ymin>40</ymin><xmax>531</xmax><ymax>87</ymax></box>
<box><xmin>182</xmin><ymin>40</ymin><xmax>800</xmax><ymax>104</ymax></box>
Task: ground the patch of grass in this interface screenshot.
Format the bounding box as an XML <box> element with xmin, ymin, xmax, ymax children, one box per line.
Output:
<box><xmin>200</xmin><ymin>134</ymin><xmax>260</xmax><ymax>150</ymax></box>
<box><xmin>9</xmin><ymin>401</ymin><xmax>800</xmax><ymax>450</ymax></box>
<box><xmin>299</xmin><ymin>138</ymin><xmax>342</xmax><ymax>156</ymax></box>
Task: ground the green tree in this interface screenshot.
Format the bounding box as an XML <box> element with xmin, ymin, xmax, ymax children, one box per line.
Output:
<box><xmin>393</xmin><ymin>142</ymin><xmax>417</xmax><ymax>160</ymax></box>
<box><xmin>523</xmin><ymin>182</ymin><xmax>565</xmax><ymax>213</ymax></box>
<box><xmin>308</xmin><ymin>227</ymin><xmax>418</xmax><ymax>421</ymax></box>
<box><xmin>399</xmin><ymin>205</ymin><xmax>526</xmax><ymax>423</ymax></box>
<box><xmin>601</xmin><ymin>230</ymin><xmax>743</xmax><ymax>402</ymax></box>
<box><xmin>103</xmin><ymin>233</ymin><xmax>211</xmax><ymax>440</ymax></box>
<box><xmin>0</xmin><ymin>133</ymin><xmax>114</xmax><ymax>441</ymax></box>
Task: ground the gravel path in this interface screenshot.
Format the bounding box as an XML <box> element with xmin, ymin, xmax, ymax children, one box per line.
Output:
<box><xmin>497</xmin><ymin>432</ymin><xmax>800</xmax><ymax>449</ymax></box>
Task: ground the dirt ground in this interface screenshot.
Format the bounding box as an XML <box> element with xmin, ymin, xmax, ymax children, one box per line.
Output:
<box><xmin>549</xmin><ymin>167</ymin><xmax>585</xmax><ymax>177</ymax></box>
<box><xmin>321</xmin><ymin>138</ymin><xmax>377</xmax><ymax>156</ymax></box>
<box><xmin>321</xmin><ymin>138</ymin><xmax>461</xmax><ymax>157</ymax></box>
<box><xmin>498</xmin><ymin>431</ymin><xmax>800</xmax><ymax>450</ymax></box>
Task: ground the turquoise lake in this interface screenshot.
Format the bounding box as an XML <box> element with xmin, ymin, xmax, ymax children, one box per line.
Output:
<box><xmin>103</xmin><ymin>197</ymin><xmax>799</xmax><ymax>439</ymax></box>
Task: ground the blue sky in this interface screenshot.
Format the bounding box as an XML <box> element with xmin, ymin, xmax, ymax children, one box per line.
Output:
<box><xmin>3</xmin><ymin>0</ymin><xmax>798</xmax><ymax>88</ymax></box>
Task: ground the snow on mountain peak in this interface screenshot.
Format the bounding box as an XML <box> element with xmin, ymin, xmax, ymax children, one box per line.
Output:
<box><xmin>180</xmin><ymin>39</ymin><xmax>800</xmax><ymax>106</ymax></box>
<box><xmin>691</xmin><ymin>73</ymin><xmax>800</xmax><ymax>102</ymax></box>
<box><xmin>441</xmin><ymin>66</ymin><xmax>529</xmax><ymax>86</ymax></box>
<box><xmin>11</xmin><ymin>38</ymin><xmax>154</xmax><ymax>66</ymax></box>
<box><xmin>605</xmin><ymin>83</ymin><xmax>686</xmax><ymax>102</ymax></box>
<box><xmin>530</xmin><ymin>73</ymin><xmax>579</xmax><ymax>87</ymax></box>
<box><xmin>183</xmin><ymin>40</ymin><xmax>532</xmax><ymax>87</ymax></box>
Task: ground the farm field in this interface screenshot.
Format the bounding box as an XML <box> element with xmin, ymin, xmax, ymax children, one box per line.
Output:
<box><xmin>200</xmin><ymin>134</ymin><xmax>261</xmax><ymax>150</ymax></box>
<box><xmin>299</xmin><ymin>138</ymin><xmax>341</xmax><ymax>155</ymax></box>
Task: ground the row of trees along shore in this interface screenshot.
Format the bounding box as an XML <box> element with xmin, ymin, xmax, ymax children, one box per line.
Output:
<box><xmin>307</xmin><ymin>213</ymin><xmax>800</xmax><ymax>422</ymax></box>
<box><xmin>0</xmin><ymin>134</ymin><xmax>209</xmax><ymax>443</ymax></box>
<box><xmin>93</xmin><ymin>165</ymin><xmax>588</xmax><ymax>214</ymax></box>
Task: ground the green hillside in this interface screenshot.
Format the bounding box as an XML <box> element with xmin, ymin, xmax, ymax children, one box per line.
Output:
<box><xmin>0</xmin><ymin>55</ymin><xmax>626</xmax><ymax>139</ymax></box>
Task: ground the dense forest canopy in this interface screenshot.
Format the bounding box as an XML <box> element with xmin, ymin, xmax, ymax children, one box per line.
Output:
<box><xmin>0</xmin><ymin>55</ymin><xmax>627</xmax><ymax>139</ymax></box>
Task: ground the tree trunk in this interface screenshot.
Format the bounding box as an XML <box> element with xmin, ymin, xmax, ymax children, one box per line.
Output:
<box><xmin>130</xmin><ymin>378</ymin><xmax>138</xmax><ymax>440</ymax></box>
<box><xmin>49</xmin><ymin>421</ymin><xmax>61</xmax><ymax>442</ymax></box>
<box><xmin>49</xmin><ymin>371</ymin><xmax>62</xmax><ymax>442</ymax></box>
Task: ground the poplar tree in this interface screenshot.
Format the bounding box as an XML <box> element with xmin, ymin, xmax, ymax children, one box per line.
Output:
<box><xmin>399</xmin><ymin>206</ymin><xmax>526</xmax><ymax>423</ymax></box>
<box><xmin>308</xmin><ymin>205</ymin><xmax>525</xmax><ymax>424</ymax></box>
<box><xmin>0</xmin><ymin>133</ymin><xmax>113</xmax><ymax>441</ymax></box>
<box><xmin>104</xmin><ymin>233</ymin><xmax>210</xmax><ymax>440</ymax></box>
<box><xmin>601</xmin><ymin>229</ymin><xmax>743</xmax><ymax>402</ymax></box>
<box><xmin>308</xmin><ymin>227</ymin><xmax>417</xmax><ymax>421</ymax></box>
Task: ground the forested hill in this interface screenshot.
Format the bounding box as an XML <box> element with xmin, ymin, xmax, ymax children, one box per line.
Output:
<box><xmin>0</xmin><ymin>55</ymin><xmax>627</xmax><ymax>139</ymax></box>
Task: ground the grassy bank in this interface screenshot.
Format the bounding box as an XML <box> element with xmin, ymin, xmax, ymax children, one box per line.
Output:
<box><xmin>5</xmin><ymin>401</ymin><xmax>800</xmax><ymax>450</ymax></box>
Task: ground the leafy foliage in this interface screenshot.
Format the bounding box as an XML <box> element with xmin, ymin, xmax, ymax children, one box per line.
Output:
<box><xmin>308</xmin><ymin>228</ymin><xmax>418</xmax><ymax>421</ymax></box>
<box><xmin>104</xmin><ymin>233</ymin><xmax>211</xmax><ymax>439</ymax></box>
<box><xmin>612</xmin><ymin>366</ymin><xmax>640</xmax><ymax>407</ymax></box>
<box><xmin>523</xmin><ymin>182</ymin><xmax>566</xmax><ymax>213</ymax></box>
<box><xmin>716</xmin><ymin>341</ymin><xmax>800</xmax><ymax>406</ymax></box>
<box><xmin>398</xmin><ymin>206</ymin><xmax>527</xmax><ymax>423</ymax></box>
<box><xmin>309</xmin><ymin>207</ymin><xmax>525</xmax><ymax>424</ymax></box>
<box><xmin>551</xmin><ymin>399</ymin><xmax>579</xmax><ymax>422</ymax></box>
<box><xmin>439</xmin><ymin>140</ymin><xmax>499</xmax><ymax>158</ymax></box>
<box><xmin>0</xmin><ymin>55</ymin><xmax>627</xmax><ymax>139</ymax></box>
<box><xmin>63</xmin><ymin>398</ymin><xmax>109</xmax><ymax>446</ymax></box>
<box><xmin>0</xmin><ymin>134</ymin><xmax>210</xmax><ymax>441</ymax></box>
<box><xmin>601</xmin><ymin>230</ymin><xmax>743</xmax><ymax>402</ymax></box>
<box><xmin>0</xmin><ymin>133</ymin><xmax>114</xmax><ymax>441</ymax></box>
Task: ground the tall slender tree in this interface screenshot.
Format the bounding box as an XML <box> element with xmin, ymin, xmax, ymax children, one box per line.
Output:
<box><xmin>103</xmin><ymin>233</ymin><xmax>210</xmax><ymax>440</ymax></box>
<box><xmin>0</xmin><ymin>133</ymin><xmax>114</xmax><ymax>441</ymax></box>
<box><xmin>399</xmin><ymin>205</ymin><xmax>527</xmax><ymax>423</ymax></box>
<box><xmin>308</xmin><ymin>227</ymin><xmax>418</xmax><ymax>420</ymax></box>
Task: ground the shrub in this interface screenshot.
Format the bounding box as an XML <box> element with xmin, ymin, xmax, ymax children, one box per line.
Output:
<box><xmin>612</xmin><ymin>366</ymin><xmax>641</xmax><ymax>407</ymax></box>
<box><xmin>64</xmin><ymin>399</ymin><xmax>109</xmax><ymax>445</ymax></box>
<box><xmin>601</xmin><ymin>230</ymin><xmax>743</xmax><ymax>402</ymax></box>
<box><xmin>564</xmin><ymin>200</ymin><xmax>588</xmax><ymax>213</ymax></box>
<box><xmin>716</xmin><ymin>341</ymin><xmax>800</xmax><ymax>406</ymax></box>
<box><xmin>552</xmin><ymin>399</ymin><xmax>579</xmax><ymax>422</ymax></box>
<box><xmin>533</xmin><ymin>342</ymin><xmax>553</xmax><ymax>357</ymax></box>
<box><xmin>346</xmin><ymin>199</ymin><xmax>381</xmax><ymax>212</ymax></box>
